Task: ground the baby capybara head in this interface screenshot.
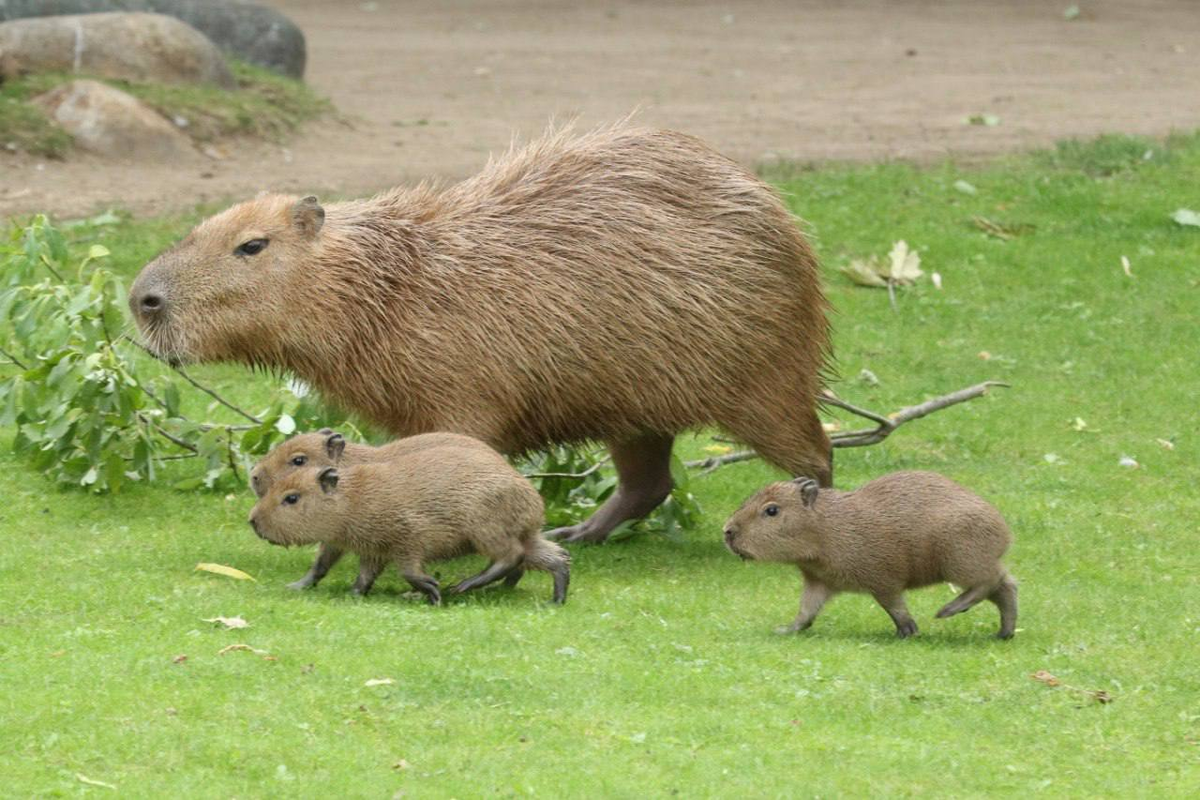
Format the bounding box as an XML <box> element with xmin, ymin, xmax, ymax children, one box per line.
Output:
<box><xmin>723</xmin><ymin>477</ymin><xmax>821</xmax><ymax>562</ymax></box>
<box><xmin>248</xmin><ymin>465</ymin><xmax>344</xmax><ymax>547</ymax></box>
<box><xmin>250</xmin><ymin>429</ymin><xmax>346</xmax><ymax>498</ymax></box>
<box><xmin>129</xmin><ymin>193</ymin><xmax>325</xmax><ymax>365</ymax></box>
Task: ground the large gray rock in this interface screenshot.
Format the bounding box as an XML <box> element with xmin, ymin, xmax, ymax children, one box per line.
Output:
<box><xmin>0</xmin><ymin>13</ymin><xmax>235</xmax><ymax>87</ymax></box>
<box><xmin>0</xmin><ymin>0</ymin><xmax>305</xmax><ymax>78</ymax></box>
<box><xmin>33</xmin><ymin>79</ymin><xmax>195</xmax><ymax>159</ymax></box>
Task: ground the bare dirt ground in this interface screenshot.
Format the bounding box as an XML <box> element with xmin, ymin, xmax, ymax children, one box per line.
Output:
<box><xmin>3</xmin><ymin>0</ymin><xmax>1198</xmax><ymax>219</ymax></box>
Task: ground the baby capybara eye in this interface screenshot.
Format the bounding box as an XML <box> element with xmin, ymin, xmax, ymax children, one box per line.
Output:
<box><xmin>291</xmin><ymin>455</ymin><xmax>307</xmax><ymax>466</ymax></box>
<box><xmin>764</xmin><ymin>505</ymin><xmax>779</xmax><ymax>517</ymax></box>
<box><xmin>283</xmin><ymin>493</ymin><xmax>300</xmax><ymax>505</ymax></box>
<box><xmin>235</xmin><ymin>239</ymin><xmax>269</xmax><ymax>256</ymax></box>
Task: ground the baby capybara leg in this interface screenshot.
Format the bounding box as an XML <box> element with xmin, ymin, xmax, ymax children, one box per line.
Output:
<box><xmin>523</xmin><ymin>537</ymin><xmax>571</xmax><ymax>604</ymax></box>
<box><xmin>350</xmin><ymin>557</ymin><xmax>386</xmax><ymax>596</ymax></box>
<box><xmin>724</xmin><ymin>405</ymin><xmax>833</xmax><ymax>488</ymax></box>
<box><xmin>875</xmin><ymin>593</ymin><xmax>919</xmax><ymax>638</ymax></box>
<box><xmin>935</xmin><ymin>578</ymin><xmax>1001</xmax><ymax>619</ymax></box>
<box><xmin>287</xmin><ymin>543</ymin><xmax>345</xmax><ymax>590</ymax></box>
<box><xmin>450</xmin><ymin>557</ymin><xmax>525</xmax><ymax>596</ymax></box>
<box><xmin>777</xmin><ymin>579</ymin><xmax>833</xmax><ymax>635</ymax></box>
<box><xmin>400</xmin><ymin>565</ymin><xmax>442</xmax><ymax>606</ymax></box>
<box><xmin>546</xmin><ymin>433</ymin><xmax>674</xmax><ymax>544</ymax></box>
<box><xmin>501</xmin><ymin>567</ymin><xmax>525</xmax><ymax>589</ymax></box>
<box><xmin>988</xmin><ymin>574</ymin><xmax>1018</xmax><ymax>640</ymax></box>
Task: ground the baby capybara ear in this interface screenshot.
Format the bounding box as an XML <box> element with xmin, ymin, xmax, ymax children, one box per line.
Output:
<box><xmin>318</xmin><ymin>466</ymin><xmax>339</xmax><ymax>494</ymax></box>
<box><xmin>292</xmin><ymin>195</ymin><xmax>325</xmax><ymax>238</ymax></box>
<box><xmin>323</xmin><ymin>432</ymin><xmax>346</xmax><ymax>460</ymax></box>
<box><xmin>792</xmin><ymin>477</ymin><xmax>819</xmax><ymax>507</ymax></box>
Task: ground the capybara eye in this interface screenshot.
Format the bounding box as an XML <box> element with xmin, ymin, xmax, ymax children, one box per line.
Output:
<box><xmin>291</xmin><ymin>455</ymin><xmax>307</xmax><ymax>466</ymax></box>
<box><xmin>235</xmin><ymin>238</ymin><xmax>269</xmax><ymax>257</ymax></box>
<box><xmin>283</xmin><ymin>493</ymin><xmax>300</xmax><ymax>506</ymax></box>
<box><xmin>764</xmin><ymin>505</ymin><xmax>779</xmax><ymax>517</ymax></box>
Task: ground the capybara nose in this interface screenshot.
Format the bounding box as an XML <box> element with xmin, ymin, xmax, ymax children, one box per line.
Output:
<box><xmin>724</xmin><ymin>527</ymin><xmax>735</xmax><ymax>544</ymax></box>
<box><xmin>137</xmin><ymin>291</ymin><xmax>165</xmax><ymax>316</ymax></box>
<box><xmin>249</xmin><ymin>516</ymin><xmax>260</xmax><ymax>536</ymax></box>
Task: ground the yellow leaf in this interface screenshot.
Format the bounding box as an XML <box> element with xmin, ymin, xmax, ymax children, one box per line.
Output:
<box><xmin>196</xmin><ymin>563</ymin><xmax>257</xmax><ymax>582</ymax></box>
<box><xmin>702</xmin><ymin>445</ymin><xmax>732</xmax><ymax>455</ymax></box>
<box><xmin>201</xmin><ymin>616</ymin><xmax>250</xmax><ymax>629</ymax></box>
<box><xmin>887</xmin><ymin>240</ymin><xmax>923</xmax><ymax>284</ymax></box>
<box><xmin>840</xmin><ymin>258</ymin><xmax>888</xmax><ymax>287</ymax></box>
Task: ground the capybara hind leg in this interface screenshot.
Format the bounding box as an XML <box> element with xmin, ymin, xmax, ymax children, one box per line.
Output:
<box><xmin>545</xmin><ymin>433</ymin><xmax>674</xmax><ymax>544</ymax></box>
<box><xmin>350</xmin><ymin>558</ymin><xmax>386</xmax><ymax>596</ymax></box>
<box><xmin>875</xmin><ymin>593</ymin><xmax>918</xmax><ymax>638</ymax></box>
<box><xmin>935</xmin><ymin>580</ymin><xmax>998</xmax><ymax>619</ymax></box>
<box><xmin>989</xmin><ymin>575</ymin><xmax>1018</xmax><ymax>639</ymax></box>
<box><xmin>777</xmin><ymin>579</ymin><xmax>833</xmax><ymax>635</ymax></box>
<box><xmin>401</xmin><ymin>568</ymin><xmax>441</xmax><ymax>606</ymax></box>
<box><xmin>450</xmin><ymin>556</ymin><xmax>524</xmax><ymax>595</ymax></box>
<box><xmin>502</xmin><ymin>567</ymin><xmax>525</xmax><ymax>588</ymax></box>
<box><xmin>287</xmin><ymin>543</ymin><xmax>345</xmax><ymax>590</ymax></box>
<box><xmin>726</xmin><ymin>407</ymin><xmax>833</xmax><ymax>488</ymax></box>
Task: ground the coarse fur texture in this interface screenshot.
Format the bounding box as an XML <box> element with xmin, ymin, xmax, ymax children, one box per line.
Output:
<box><xmin>724</xmin><ymin>471</ymin><xmax>1017</xmax><ymax>639</ymax></box>
<box><xmin>248</xmin><ymin>442</ymin><xmax>570</xmax><ymax>605</ymax></box>
<box><xmin>250</xmin><ymin>429</ymin><xmax>481</xmax><ymax>594</ymax></box>
<box><xmin>132</xmin><ymin>122</ymin><xmax>832</xmax><ymax>543</ymax></box>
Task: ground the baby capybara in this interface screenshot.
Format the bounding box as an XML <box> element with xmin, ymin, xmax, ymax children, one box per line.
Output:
<box><xmin>724</xmin><ymin>472</ymin><xmax>1017</xmax><ymax>639</ymax></box>
<box><xmin>250</xmin><ymin>429</ymin><xmax>480</xmax><ymax>593</ymax></box>
<box><xmin>248</xmin><ymin>441</ymin><xmax>570</xmax><ymax>605</ymax></box>
<box><xmin>131</xmin><ymin>123</ymin><xmax>833</xmax><ymax>545</ymax></box>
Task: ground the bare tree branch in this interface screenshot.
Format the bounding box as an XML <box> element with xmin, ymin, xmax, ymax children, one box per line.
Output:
<box><xmin>686</xmin><ymin>381</ymin><xmax>1010</xmax><ymax>471</ymax></box>
<box><xmin>524</xmin><ymin>455</ymin><xmax>611</xmax><ymax>480</ymax></box>
<box><xmin>171</xmin><ymin>366</ymin><xmax>264</xmax><ymax>425</ymax></box>
<box><xmin>0</xmin><ymin>345</ymin><xmax>30</xmax><ymax>371</ymax></box>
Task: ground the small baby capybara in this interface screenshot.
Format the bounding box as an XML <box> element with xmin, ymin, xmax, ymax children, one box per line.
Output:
<box><xmin>250</xmin><ymin>429</ymin><xmax>481</xmax><ymax>593</ymax></box>
<box><xmin>723</xmin><ymin>471</ymin><xmax>1017</xmax><ymax>639</ymax></box>
<box><xmin>248</xmin><ymin>441</ymin><xmax>570</xmax><ymax>605</ymax></box>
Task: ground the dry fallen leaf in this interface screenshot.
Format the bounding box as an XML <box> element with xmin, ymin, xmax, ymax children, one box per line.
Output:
<box><xmin>841</xmin><ymin>258</ymin><xmax>889</xmax><ymax>288</ymax></box>
<box><xmin>931</xmin><ymin>271</ymin><xmax>943</xmax><ymax>290</ymax></box>
<box><xmin>172</xmin><ymin>654</ymin><xmax>188</xmax><ymax>665</ymax></box>
<box><xmin>392</xmin><ymin>759</ymin><xmax>411</xmax><ymax>771</ymax></box>
<box><xmin>76</xmin><ymin>774</ymin><xmax>117</xmax><ymax>791</ymax></box>
<box><xmin>821</xmin><ymin>421</ymin><xmax>842</xmax><ymax>433</ymax></box>
<box><xmin>1032</xmin><ymin>670</ymin><xmax>1061</xmax><ymax>687</ymax></box>
<box><xmin>1031</xmin><ymin>670</ymin><xmax>1113</xmax><ymax>704</ymax></box>
<box><xmin>202</xmin><ymin>616</ymin><xmax>249</xmax><ymax>630</ymax></box>
<box><xmin>1071</xmin><ymin>417</ymin><xmax>1088</xmax><ymax>432</ymax></box>
<box><xmin>887</xmin><ymin>240</ymin><xmax>923</xmax><ymax>284</ymax></box>
<box><xmin>978</xmin><ymin>351</ymin><xmax>992</xmax><ymax>361</ymax></box>
<box><xmin>364</xmin><ymin>678</ymin><xmax>395</xmax><ymax>687</ymax></box>
<box><xmin>1121</xmin><ymin>255</ymin><xmax>1133</xmax><ymax>278</ymax></box>
<box><xmin>1156</xmin><ymin>438</ymin><xmax>1175</xmax><ymax>451</ymax></box>
<box><xmin>219</xmin><ymin>643</ymin><xmax>271</xmax><ymax>657</ymax></box>
<box><xmin>1118</xmin><ymin>456</ymin><xmax>1139</xmax><ymax>469</ymax></box>
<box><xmin>196</xmin><ymin>563</ymin><xmax>257</xmax><ymax>582</ymax></box>
<box><xmin>1171</xmin><ymin>208</ymin><xmax>1200</xmax><ymax>228</ymax></box>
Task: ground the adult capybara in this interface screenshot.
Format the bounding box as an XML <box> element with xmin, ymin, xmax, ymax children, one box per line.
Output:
<box><xmin>248</xmin><ymin>445</ymin><xmax>570</xmax><ymax>605</ymax></box>
<box><xmin>724</xmin><ymin>472</ymin><xmax>1017</xmax><ymax>639</ymax></box>
<box><xmin>131</xmin><ymin>123</ymin><xmax>832</xmax><ymax>543</ymax></box>
<box><xmin>250</xmin><ymin>429</ymin><xmax>480</xmax><ymax>593</ymax></box>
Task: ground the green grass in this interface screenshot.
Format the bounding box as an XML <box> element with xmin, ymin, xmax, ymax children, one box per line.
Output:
<box><xmin>3</xmin><ymin>133</ymin><xmax>1200</xmax><ymax>796</ymax></box>
<box><xmin>0</xmin><ymin>61</ymin><xmax>330</xmax><ymax>156</ymax></box>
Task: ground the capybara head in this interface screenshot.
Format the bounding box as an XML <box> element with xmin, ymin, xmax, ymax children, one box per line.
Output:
<box><xmin>248</xmin><ymin>465</ymin><xmax>344</xmax><ymax>547</ymax></box>
<box><xmin>249</xmin><ymin>429</ymin><xmax>346</xmax><ymax>498</ymax></box>
<box><xmin>723</xmin><ymin>477</ymin><xmax>820</xmax><ymax>561</ymax></box>
<box><xmin>129</xmin><ymin>193</ymin><xmax>325</xmax><ymax>365</ymax></box>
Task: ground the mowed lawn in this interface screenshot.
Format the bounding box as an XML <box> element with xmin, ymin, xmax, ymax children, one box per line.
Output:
<box><xmin>2</xmin><ymin>134</ymin><xmax>1198</xmax><ymax>796</ymax></box>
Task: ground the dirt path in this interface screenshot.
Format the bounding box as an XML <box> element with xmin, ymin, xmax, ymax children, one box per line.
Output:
<box><xmin>3</xmin><ymin>0</ymin><xmax>1198</xmax><ymax>219</ymax></box>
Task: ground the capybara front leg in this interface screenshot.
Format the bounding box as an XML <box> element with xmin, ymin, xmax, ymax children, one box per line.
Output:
<box><xmin>776</xmin><ymin>579</ymin><xmax>833</xmax><ymax>635</ymax></box>
<box><xmin>501</xmin><ymin>567</ymin><xmax>525</xmax><ymax>589</ymax></box>
<box><xmin>287</xmin><ymin>543</ymin><xmax>345</xmax><ymax>590</ymax></box>
<box><xmin>545</xmin><ymin>433</ymin><xmax>674</xmax><ymax>544</ymax></box>
<box><xmin>875</xmin><ymin>593</ymin><xmax>919</xmax><ymax>638</ymax></box>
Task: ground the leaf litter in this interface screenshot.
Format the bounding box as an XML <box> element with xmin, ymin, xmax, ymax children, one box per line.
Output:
<box><xmin>1031</xmin><ymin>670</ymin><xmax>1113</xmax><ymax>704</ymax></box>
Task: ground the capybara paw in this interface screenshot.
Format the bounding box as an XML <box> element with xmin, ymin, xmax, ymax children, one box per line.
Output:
<box><xmin>996</xmin><ymin>629</ymin><xmax>1015</xmax><ymax>640</ymax></box>
<box><xmin>894</xmin><ymin>621</ymin><xmax>919</xmax><ymax>638</ymax></box>
<box><xmin>774</xmin><ymin>623</ymin><xmax>806</xmax><ymax>635</ymax></box>
<box><xmin>286</xmin><ymin>579</ymin><xmax>314</xmax><ymax>591</ymax></box>
<box><xmin>545</xmin><ymin>524</ymin><xmax>608</xmax><ymax>544</ymax></box>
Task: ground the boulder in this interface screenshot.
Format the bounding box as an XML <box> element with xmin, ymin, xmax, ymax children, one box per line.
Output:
<box><xmin>0</xmin><ymin>12</ymin><xmax>234</xmax><ymax>87</ymax></box>
<box><xmin>0</xmin><ymin>0</ymin><xmax>305</xmax><ymax>78</ymax></box>
<box><xmin>33</xmin><ymin>79</ymin><xmax>195</xmax><ymax>159</ymax></box>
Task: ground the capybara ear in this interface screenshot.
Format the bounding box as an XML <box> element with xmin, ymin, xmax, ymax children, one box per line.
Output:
<box><xmin>317</xmin><ymin>466</ymin><xmax>339</xmax><ymax>494</ymax></box>
<box><xmin>317</xmin><ymin>427</ymin><xmax>333</xmax><ymax>435</ymax></box>
<box><xmin>292</xmin><ymin>195</ymin><xmax>325</xmax><ymax>238</ymax></box>
<box><xmin>792</xmin><ymin>477</ymin><xmax>819</xmax><ymax>507</ymax></box>
<box><xmin>324</xmin><ymin>432</ymin><xmax>346</xmax><ymax>460</ymax></box>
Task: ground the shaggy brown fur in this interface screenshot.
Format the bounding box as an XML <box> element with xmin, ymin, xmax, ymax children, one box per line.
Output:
<box><xmin>132</xmin><ymin>122</ymin><xmax>832</xmax><ymax>543</ymax></box>
<box><xmin>248</xmin><ymin>442</ymin><xmax>569</xmax><ymax>605</ymax></box>
<box><xmin>724</xmin><ymin>471</ymin><xmax>1017</xmax><ymax>639</ymax></box>
<box><xmin>250</xmin><ymin>429</ymin><xmax>480</xmax><ymax>593</ymax></box>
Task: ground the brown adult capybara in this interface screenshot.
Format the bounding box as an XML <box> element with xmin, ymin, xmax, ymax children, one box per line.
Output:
<box><xmin>131</xmin><ymin>123</ymin><xmax>832</xmax><ymax>543</ymax></box>
<box><xmin>248</xmin><ymin>443</ymin><xmax>570</xmax><ymax>605</ymax></box>
<box><xmin>724</xmin><ymin>472</ymin><xmax>1017</xmax><ymax>639</ymax></box>
<box><xmin>250</xmin><ymin>429</ymin><xmax>480</xmax><ymax>593</ymax></box>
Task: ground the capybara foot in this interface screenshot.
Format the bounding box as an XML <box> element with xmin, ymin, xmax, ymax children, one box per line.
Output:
<box><xmin>894</xmin><ymin>619</ymin><xmax>919</xmax><ymax>638</ymax></box>
<box><xmin>996</xmin><ymin>629</ymin><xmax>1015</xmax><ymax>641</ymax></box>
<box><xmin>774</xmin><ymin>622</ymin><xmax>810</xmax><ymax>635</ymax></box>
<box><xmin>545</xmin><ymin>522</ymin><xmax>609</xmax><ymax>544</ymax></box>
<box><xmin>286</xmin><ymin>576</ymin><xmax>316</xmax><ymax>591</ymax></box>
